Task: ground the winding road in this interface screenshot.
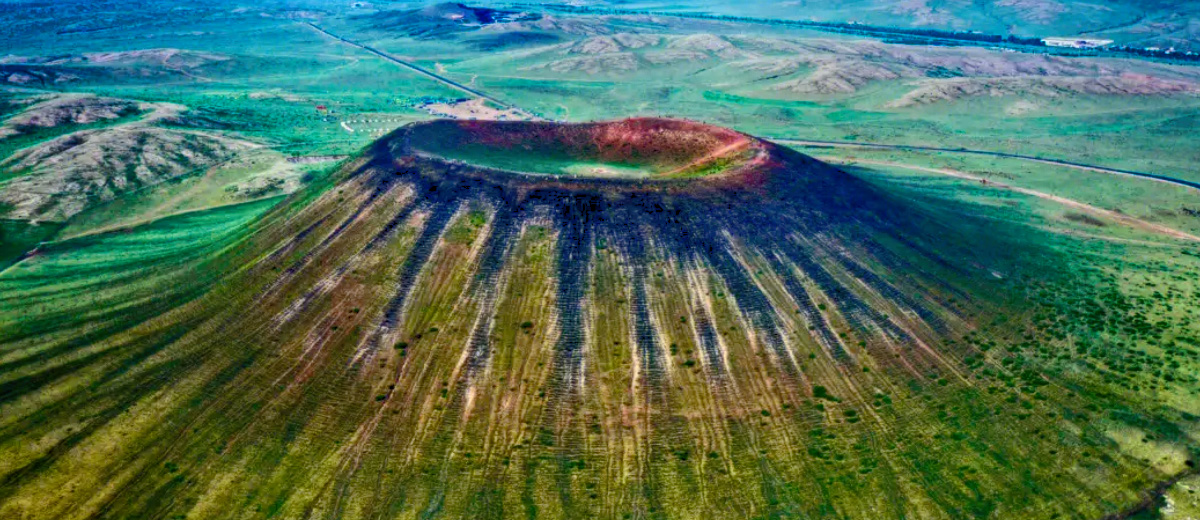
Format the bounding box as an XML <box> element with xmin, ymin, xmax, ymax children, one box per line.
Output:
<box><xmin>820</xmin><ymin>156</ymin><xmax>1200</xmax><ymax>242</ymax></box>
<box><xmin>305</xmin><ymin>23</ymin><xmax>1200</xmax><ymax>195</ymax></box>
<box><xmin>771</xmin><ymin>138</ymin><xmax>1200</xmax><ymax>193</ymax></box>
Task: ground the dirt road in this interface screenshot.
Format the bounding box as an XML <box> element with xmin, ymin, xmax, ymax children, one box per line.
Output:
<box><xmin>775</xmin><ymin>138</ymin><xmax>1200</xmax><ymax>193</ymax></box>
<box><xmin>823</xmin><ymin>156</ymin><xmax>1200</xmax><ymax>242</ymax></box>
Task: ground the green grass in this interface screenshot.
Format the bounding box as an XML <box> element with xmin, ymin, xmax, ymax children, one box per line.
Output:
<box><xmin>794</xmin><ymin>144</ymin><xmax>1200</xmax><ymax>236</ymax></box>
<box><xmin>0</xmin><ymin>107</ymin><xmax>150</xmax><ymax>181</ymax></box>
<box><xmin>446</xmin><ymin>47</ymin><xmax>1200</xmax><ymax>183</ymax></box>
<box><xmin>1</xmin><ymin>6</ymin><xmax>1199</xmax><ymax>519</ymax></box>
<box><xmin>0</xmin><ymin>196</ymin><xmax>277</xmax><ymax>350</ymax></box>
<box><xmin>56</xmin><ymin>148</ymin><xmax>315</xmax><ymax>239</ymax></box>
<box><xmin>1</xmin><ymin>137</ymin><xmax>1198</xmax><ymax>519</ymax></box>
<box><xmin>0</xmin><ymin>219</ymin><xmax>62</xmax><ymax>269</ymax></box>
<box><xmin>426</xmin><ymin>142</ymin><xmax>659</xmax><ymax>177</ymax></box>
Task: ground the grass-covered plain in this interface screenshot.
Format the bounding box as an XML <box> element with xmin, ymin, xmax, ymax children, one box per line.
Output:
<box><xmin>0</xmin><ymin>117</ymin><xmax>1198</xmax><ymax>519</ymax></box>
<box><xmin>1</xmin><ymin>1</ymin><xmax>1199</xmax><ymax>518</ymax></box>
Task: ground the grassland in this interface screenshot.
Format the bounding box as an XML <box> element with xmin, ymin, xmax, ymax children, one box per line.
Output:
<box><xmin>0</xmin><ymin>2</ymin><xmax>1198</xmax><ymax>518</ymax></box>
<box><xmin>0</xmin><ymin>116</ymin><xmax>1197</xmax><ymax>518</ymax></box>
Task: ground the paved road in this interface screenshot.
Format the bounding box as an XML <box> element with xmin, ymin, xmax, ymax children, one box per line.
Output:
<box><xmin>306</xmin><ymin>21</ymin><xmax>1200</xmax><ymax>194</ymax></box>
<box><xmin>306</xmin><ymin>23</ymin><xmax>522</xmax><ymax>112</ymax></box>
<box><xmin>772</xmin><ymin>138</ymin><xmax>1200</xmax><ymax>193</ymax></box>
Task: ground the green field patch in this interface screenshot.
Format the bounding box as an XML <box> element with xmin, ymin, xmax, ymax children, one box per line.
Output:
<box><xmin>58</xmin><ymin>149</ymin><xmax>306</xmax><ymax>238</ymax></box>
<box><xmin>702</xmin><ymin>90</ymin><xmax>821</xmax><ymax>108</ymax></box>
<box><xmin>0</xmin><ymin>218</ymin><xmax>62</xmax><ymax>270</ymax></box>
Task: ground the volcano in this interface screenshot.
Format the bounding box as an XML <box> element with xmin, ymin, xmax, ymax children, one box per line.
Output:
<box><xmin>404</xmin><ymin>118</ymin><xmax>764</xmax><ymax>180</ymax></box>
<box><xmin>0</xmin><ymin>118</ymin><xmax>1191</xmax><ymax>520</ymax></box>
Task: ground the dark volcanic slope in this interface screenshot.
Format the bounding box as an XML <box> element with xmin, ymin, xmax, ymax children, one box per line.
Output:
<box><xmin>0</xmin><ymin>118</ymin><xmax>1195</xmax><ymax>519</ymax></box>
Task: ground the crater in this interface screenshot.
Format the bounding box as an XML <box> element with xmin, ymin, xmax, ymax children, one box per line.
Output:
<box><xmin>402</xmin><ymin>117</ymin><xmax>766</xmax><ymax>180</ymax></box>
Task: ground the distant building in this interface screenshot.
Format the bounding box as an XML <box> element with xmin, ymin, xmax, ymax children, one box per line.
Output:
<box><xmin>1042</xmin><ymin>37</ymin><xmax>1114</xmax><ymax>49</ymax></box>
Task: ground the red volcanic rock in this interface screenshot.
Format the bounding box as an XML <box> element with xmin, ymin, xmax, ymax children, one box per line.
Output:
<box><xmin>400</xmin><ymin>117</ymin><xmax>769</xmax><ymax>182</ymax></box>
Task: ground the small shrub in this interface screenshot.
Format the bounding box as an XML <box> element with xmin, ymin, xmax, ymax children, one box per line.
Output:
<box><xmin>813</xmin><ymin>385</ymin><xmax>835</xmax><ymax>400</ymax></box>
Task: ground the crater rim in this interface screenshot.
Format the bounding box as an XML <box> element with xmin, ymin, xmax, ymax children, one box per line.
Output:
<box><xmin>397</xmin><ymin>117</ymin><xmax>771</xmax><ymax>183</ymax></box>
